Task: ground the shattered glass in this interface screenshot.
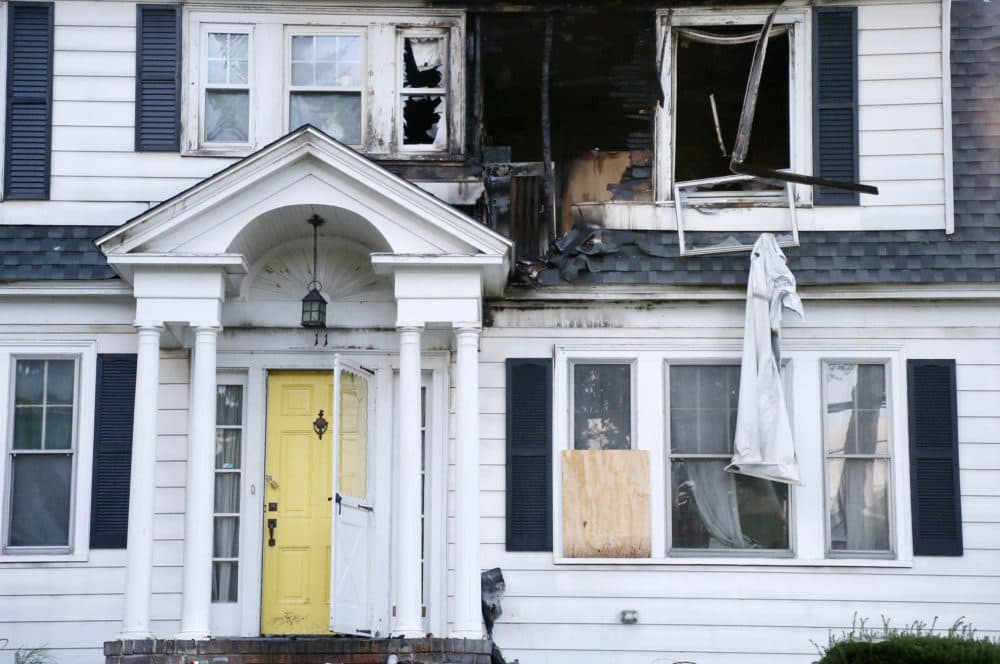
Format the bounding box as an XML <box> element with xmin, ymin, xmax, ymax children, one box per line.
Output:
<box><xmin>402</xmin><ymin>36</ymin><xmax>446</xmax><ymax>146</ymax></box>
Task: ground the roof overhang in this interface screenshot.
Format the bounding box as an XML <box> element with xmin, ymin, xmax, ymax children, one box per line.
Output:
<box><xmin>97</xmin><ymin>126</ymin><xmax>511</xmax><ymax>295</ymax></box>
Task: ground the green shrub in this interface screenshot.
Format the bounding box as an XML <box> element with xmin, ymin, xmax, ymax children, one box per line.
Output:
<box><xmin>815</xmin><ymin>616</ymin><xmax>1000</xmax><ymax>664</ymax></box>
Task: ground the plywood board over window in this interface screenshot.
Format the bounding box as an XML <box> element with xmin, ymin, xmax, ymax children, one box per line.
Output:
<box><xmin>562</xmin><ymin>450</ymin><xmax>651</xmax><ymax>558</ymax></box>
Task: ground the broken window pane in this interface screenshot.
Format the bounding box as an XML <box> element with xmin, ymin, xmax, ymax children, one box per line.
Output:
<box><xmin>290</xmin><ymin>92</ymin><xmax>362</xmax><ymax>144</ymax></box>
<box><xmin>400</xmin><ymin>34</ymin><xmax>447</xmax><ymax>148</ymax></box>
<box><xmin>402</xmin><ymin>95</ymin><xmax>444</xmax><ymax>145</ymax></box>
<box><xmin>674</xmin><ymin>28</ymin><xmax>789</xmax><ymax>189</ymax></box>
<box><xmin>573</xmin><ymin>363</ymin><xmax>631</xmax><ymax>450</ymax></box>
<box><xmin>403</xmin><ymin>37</ymin><xmax>444</xmax><ymax>88</ymax></box>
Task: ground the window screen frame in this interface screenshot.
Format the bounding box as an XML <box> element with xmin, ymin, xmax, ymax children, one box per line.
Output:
<box><xmin>821</xmin><ymin>358</ymin><xmax>897</xmax><ymax>559</ymax></box>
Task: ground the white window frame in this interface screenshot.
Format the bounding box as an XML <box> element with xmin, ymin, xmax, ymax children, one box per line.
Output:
<box><xmin>665</xmin><ymin>359</ymin><xmax>795</xmax><ymax>557</ymax></box>
<box><xmin>0</xmin><ymin>342</ymin><xmax>97</xmax><ymax>563</ymax></box>
<box><xmin>655</xmin><ymin>7</ymin><xmax>813</xmax><ymax>213</ymax></box>
<box><xmin>568</xmin><ymin>359</ymin><xmax>637</xmax><ymax>451</ymax></box>
<box><xmin>821</xmin><ymin>359</ymin><xmax>897</xmax><ymax>559</ymax></box>
<box><xmin>551</xmin><ymin>343</ymin><xmax>912</xmax><ymax>567</ymax></box>
<box><xmin>396</xmin><ymin>27</ymin><xmax>451</xmax><ymax>153</ymax></box>
<box><xmin>284</xmin><ymin>27</ymin><xmax>367</xmax><ymax>147</ymax></box>
<box><xmin>197</xmin><ymin>24</ymin><xmax>254</xmax><ymax>151</ymax></box>
<box><xmin>182</xmin><ymin>8</ymin><xmax>465</xmax><ymax>158</ymax></box>
<box><xmin>210</xmin><ymin>370</ymin><xmax>248</xmax><ymax>636</ymax></box>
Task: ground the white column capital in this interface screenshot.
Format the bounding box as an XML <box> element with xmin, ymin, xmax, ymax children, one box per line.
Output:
<box><xmin>397</xmin><ymin>323</ymin><xmax>425</xmax><ymax>335</ymax></box>
<box><xmin>191</xmin><ymin>323</ymin><xmax>222</xmax><ymax>334</ymax></box>
<box><xmin>134</xmin><ymin>321</ymin><xmax>164</xmax><ymax>333</ymax></box>
<box><xmin>453</xmin><ymin>324</ymin><xmax>482</xmax><ymax>338</ymax></box>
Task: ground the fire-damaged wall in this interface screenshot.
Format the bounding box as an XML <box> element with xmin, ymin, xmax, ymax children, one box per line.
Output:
<box><xmin>475</xmin><ymin>10</ymin><xmax>659</xmax><ymax>254</ymax></box>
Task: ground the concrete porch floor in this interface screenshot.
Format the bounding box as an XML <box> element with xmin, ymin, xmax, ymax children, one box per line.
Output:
<box><xmin>104</xmin><ymin>637</ymin><xmax>501</xmax><ymax>664</ymax></box>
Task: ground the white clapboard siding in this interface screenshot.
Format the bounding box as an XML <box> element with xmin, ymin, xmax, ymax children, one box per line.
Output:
<box><xmin>860</xmin><ymin>128</ymin><xmax>943</xmax><ymax>155</ymax></box>
<box><xmin>0</xmin><ymin>352</ymin><xmax>191</xmax><ymax>660</ymax></box>
<box><xmin>473</xmin><ymin>299</ymin><xmax>1000</xmax><ymax>664</ymax></box>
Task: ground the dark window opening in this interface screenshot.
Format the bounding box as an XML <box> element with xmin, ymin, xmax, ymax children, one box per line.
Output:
<box><xmin>402</xmin><ymin>36</ymin><xmax>446</xmax><ymax>146</ymax></box>
<box><xmin>674</xmin><ymin>28</ymin><xmax>790</xmax><ymax>190</ymax></box>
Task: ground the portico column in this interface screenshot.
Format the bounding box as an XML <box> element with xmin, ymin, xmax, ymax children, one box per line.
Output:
<box><xmin>120</xmin><ymin>323</ymin><xmax>163</xmax><ymax>639</ymax></box>
<box><xmin>451</xmin><ymin>325</ymin><xmax>483</xmax><ymax>638</ymax></box>
<box><xmin>394</xmin><ymin>324</ymin><xmax>424</xmax><ymax>637</ymax></box>
<box><xmin>178</xmin><ymin>325</ymin><xmax>221</xmax><ymax>639</ymax></box>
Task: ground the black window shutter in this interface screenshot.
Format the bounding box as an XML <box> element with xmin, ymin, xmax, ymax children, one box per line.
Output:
<box><xmin>813</xmin><ymin>6</ymin><xmax>859</xmax><ymax>205</ymax></box>
<box><xmin>135</xmin><ymin>4</ymin><xmax>181</xmax><ymax>151</ymax></box>
<box><xmin>506</xmin><ymin>358</ymin><xmax>553</xmax><ymax>552</ymax></box>
<box><xmin>90</xmin><ymin>354</ymin><xmax>138</xmax><ymax>549</ymax></box>
<box><xmin>4</xmin><ymin>2</ymin><xmax>54</xmax><ymax>200</ymax></box>
<box><xmin>908</xmin><ymin>359</ymin><xmax>963</xmax><ymax>556</ymax></box>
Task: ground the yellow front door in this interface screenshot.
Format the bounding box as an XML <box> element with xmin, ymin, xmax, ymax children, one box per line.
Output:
<box><xmin>261</xmin><ymin>371</ymin><xmax>334</xmax><ymax>634</ymax></box>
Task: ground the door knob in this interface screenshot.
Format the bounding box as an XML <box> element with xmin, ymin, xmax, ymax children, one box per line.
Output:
<box><xmin>267</xmin><ymin>518</ymin><xmax>277</xmax><ymax>547</ymax></box>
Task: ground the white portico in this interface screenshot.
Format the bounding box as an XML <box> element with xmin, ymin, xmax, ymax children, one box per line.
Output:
<box><xmin>96</xmin><ymin>126</ymin><xmax>510</xmax><ymax>641</ymax></box>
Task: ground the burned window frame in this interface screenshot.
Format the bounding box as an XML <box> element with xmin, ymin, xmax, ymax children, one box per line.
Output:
<box><xmin>397</xmin><ymin>27</ymin><xmax>450</xmax><ymax>152</ymax></box>
<box><xmin>182</xmin><ymin>9</ymin><xmax>464</xmax><ymax>157</ymax></box>
<box><xmin>655</xmin><ymin>8</ymin><xmax>813</xmax><ymax>207</ymax></box>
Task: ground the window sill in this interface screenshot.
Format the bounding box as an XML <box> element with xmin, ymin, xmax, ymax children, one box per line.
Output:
<box><xmin>0</xmin><ymin>550</ymin><xmax>89</xmax><ymax>564</ymax></box>
<box><xmin>552</xmin><ymin>555</ymin><xmax>913</xmax><ymax>568</ymax></box>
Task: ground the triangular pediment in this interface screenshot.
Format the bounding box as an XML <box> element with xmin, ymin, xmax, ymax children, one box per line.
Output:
<box><xmin>97</xmin><ymin>125</ymin><xmax>511</xmax><ymax>262</ymax></box>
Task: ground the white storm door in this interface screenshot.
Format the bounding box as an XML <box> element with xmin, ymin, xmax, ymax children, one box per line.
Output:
<box><xmin>329</xmin><ymin>357</ymin><xmax>376</xmax><ymax>635</ymax></box>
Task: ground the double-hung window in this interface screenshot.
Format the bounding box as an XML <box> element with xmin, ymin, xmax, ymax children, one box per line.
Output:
<box><xmin>668</xmin><ymin>364</ymin><xmax>790</xmax><ymax>552</ymax></box>
<box><xmin>186</xmin><ymin>10</ymin><xmax>463</xmax><ymax>156</ymax></box>
<box><xmin>202</xmin><ymin>28</ymin><xmax>251</xmax><ymax>146</ymax></box>
<box><xmin>288</xmin><ymin>32</ymin><xmax>364</xmax><ymax>145</ymax></box>
<box><xmin>5</xmin><ymin>358</ymin><xmax>77</xmax><ymax>551</ymax></box>
<box><xmin>823</xmin><ymin>361</ymin><xmax>893</xmax><ymax>556</ymax></box>
<box><xmin>398</xmin><ymin>30</ymin><xmax>449</xmax><ymax>150</ymax></box>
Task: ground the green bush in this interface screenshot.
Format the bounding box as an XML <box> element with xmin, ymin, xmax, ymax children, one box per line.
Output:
<box><xmin>815</xmin><ymin>616</ymin><xmax>1000</xmax><ymax>664</ymax></box>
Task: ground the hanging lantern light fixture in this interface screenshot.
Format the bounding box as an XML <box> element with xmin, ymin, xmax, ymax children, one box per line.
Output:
<box><xmin>301</xmin><ymin>214</ymin><xmax>328</xmax><ymax>328</ymax></box>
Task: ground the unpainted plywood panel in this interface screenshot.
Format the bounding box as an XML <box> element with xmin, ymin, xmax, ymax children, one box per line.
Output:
<box><xmin>562</xmin><ymin>449</ymin><xmax>650</xmax><ymax>558</ymax></box>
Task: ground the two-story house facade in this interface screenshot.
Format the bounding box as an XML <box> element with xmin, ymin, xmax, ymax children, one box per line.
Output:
<box><xmin>0</xmin><ymin>0</ymin><xmax>997</xmax><ymax>662</ymax></box>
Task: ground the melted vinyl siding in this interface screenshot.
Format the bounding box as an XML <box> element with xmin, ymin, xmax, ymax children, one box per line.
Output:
<box><xmin>0</xmin><ymin>350</ymin><xmax>188</xmax><ymax>664</ymax></box>
<box><xmin>475</xmin><ymin>301</ymin><xmax>1000</xmax><ymax>664</ymax></box>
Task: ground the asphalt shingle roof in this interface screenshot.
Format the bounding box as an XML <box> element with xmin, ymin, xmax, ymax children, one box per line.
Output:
<box><xmin>0</xmin><ymin>225</ymin><xmax>116</xmax><ymax>281</ymax></box>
